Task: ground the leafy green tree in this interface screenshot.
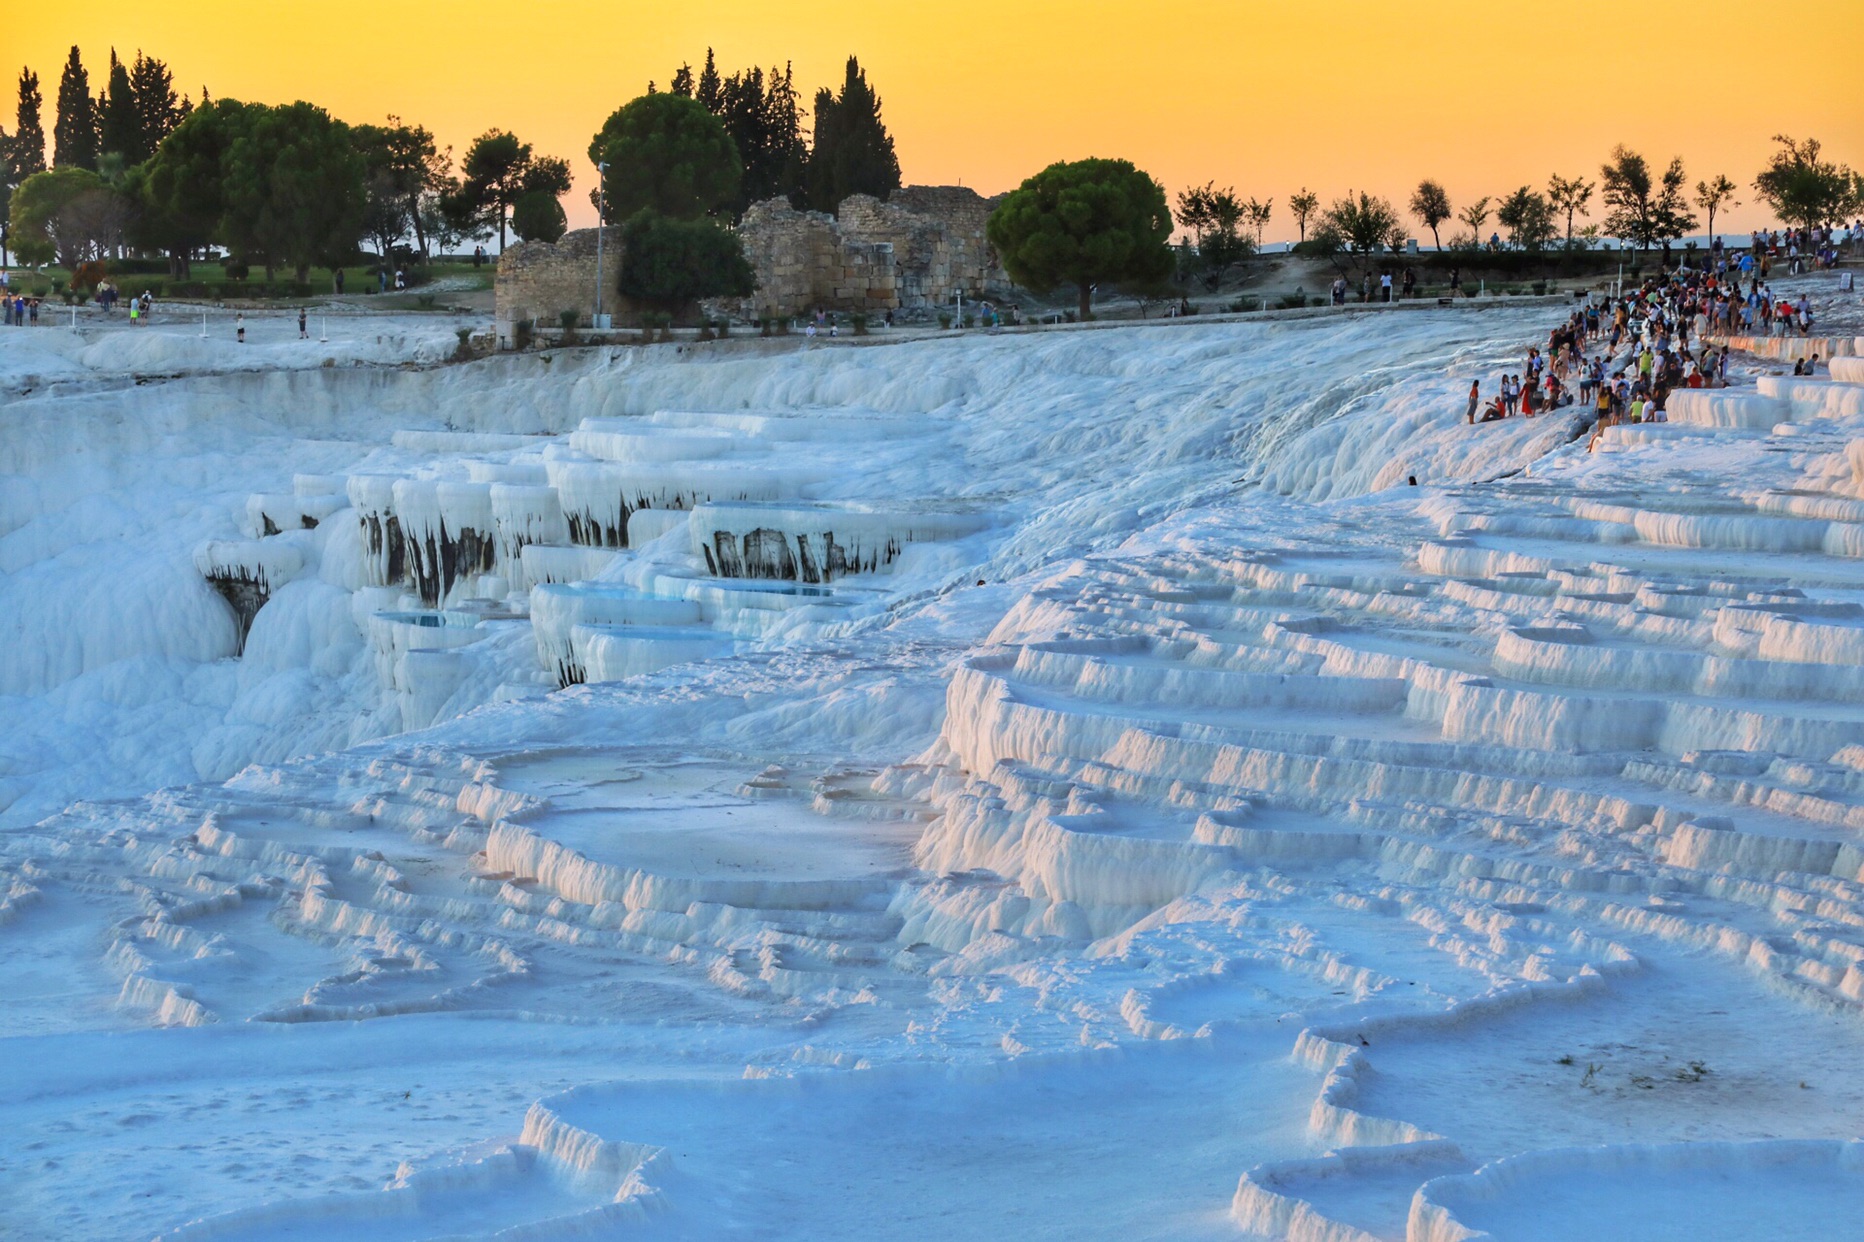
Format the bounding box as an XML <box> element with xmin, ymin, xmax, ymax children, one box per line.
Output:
<box><xmin>804</xmin><ymin>56</ymin><xmax>900</xmax><ymax>211</ymax></box>
<box><xmin>1599</xmin><ymin>146</ymin><xmax>1656</xmax><ymax>248</ymax></box>
<box><xmin>1409</xmin><ymin>179</ymin><xmax>1451</xmax><ymax>251</ymax></box>
<box><xmin>1652</xmin><ymin>158</ymin><xmax>1697</xmax><ymax>249</ymax></box>
<box><xmin>96</xmin><ymin>50</ymin><xmax>140</xmax><ymax>163</ymax></box>
<box><xmin>9</xmin><ymin>166</ymin><xmax>122</xmax><ymax>265</ymax></box>
<box><xmin>1546</xmin><ymin>173</ymin><xmax>1594</xmax><ymax>244</ymax></box>
<box><xmin>616</xmin><ymin>209</ymin><xmax>755</xmax><ymax>317</ymax></box>
<box><xmin>589</xmin><ymin>93</ymin><xmax>740</xmax><ymax>222</ymax></box>
<box><xmin>511</xmin><ymin>189</ymin><xmax>567</xmax><ymax>243</ymax></box>
<box><xmin>1322</xmin><ymin>191</ymin><xmax>1402</xmax><ymax>256</ymax></box>
<box><xmin>353</xmin><ymin>119</ymin><xmax>450</xmax><ymax>259</ymax></box>
<box><xmin>220</xmin><ymin>101</ymin><xmax>366</xmax><ymax>281</ymax></box>
<box><xmin>1243</xmin><ymin>196</ymin><xmax>1272</xmax><ymax>247</ymax></box>
<box><xmin>451</xmin><ymin>129</ymin><xmax>571</xmax><ymax>250</ymax></box>
<box><xmin>1753</xmin><ymin>135</ymin><xmax>1857</xmax><ymax>236</ymax></box>
<box><xmin>423</xmin><ymin>178</ymin><xmax>478</xmax><ymax>256</ymax></box>
<box><xmin>1288</xmin><ymin>188</ymin><xmax>1319</xmax><ymax>243</ymax></box>
<box><xmin>13</xmin><ymin>68</ymin><xmax>47</xmax><ymax>178</ymax></box>
<box><xmin>1175</xmin><ymin>182</ymin><xmax>1214</xmax><ymax>243</ymax></box>
<box><xmin>1175</xmin><ymin>181</ymin><xmax>1252</xmax><ymax>290</ymax></box>
<box><xmin>53</xmin><ymin>47</ymin><xmax>95</xmax><ymax>170</ymax></box>
<box><xmin>987</xmin><ymin>157</ymin><xmax>1173</xmax><ymax>318</ymax></box>
<box><xmin>1456</xmin><ymin>196</ymin><xmax>1491</xmax><ymax>248</ymax></box>
<box><xmin>1600</xmin><ymin>146</ymin><xmax>1693</xmax><ymax>252</ymax></box>
<box><xmin>1693</xmin><ymin>175</ymin><xmax>1737</xmax><ymax>244</ymax></box>
<box><xmin>138</xmin><ymin>97</ymin><xmax>251</xmax><ymax>275</ymax></box>
<box><xmin>1496</xmin><ymin>185</ymin><xmax>1557</xmax><ymax>250</ymax></box>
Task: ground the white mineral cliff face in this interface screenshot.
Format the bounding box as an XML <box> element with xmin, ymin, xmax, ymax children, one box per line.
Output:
<box><xmin>0</xmin><ymin>304</ymin><xmax>1565</xmax><ymax>826</ymax></box>
<box><xmin>5</xmin><ymin>284</ymin><xmax>1864</xmax><ymax>1240</ymax></box>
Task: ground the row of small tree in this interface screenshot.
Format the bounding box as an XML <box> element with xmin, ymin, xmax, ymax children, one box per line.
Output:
<box><xmin>1161</xmin><ymin>138</ymin><xmax>1860</xmax><ymax>285</ymax></box>
<box><xmin>1400</xmin><ymin>139</ymin><xmax>1857</xmax><ymax>257</ymax></box>
<box><xmin>983</xmin><ymin>135</ymin><xmax>1863</xmax><ymax>321</ymax></box>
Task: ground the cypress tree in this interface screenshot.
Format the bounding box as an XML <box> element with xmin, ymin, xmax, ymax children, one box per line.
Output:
<box><xmin>0</xmin><ymin>117</ymin><xmax>10</xmax><ymax>265</ymax></box>
<box><xmin>14</xmin><ymin>67</ymin><xmax>47</xmax><ymax>177</ymax></box>
<box><xmin>53</xmin><ymin>47</ymin><xmax>95</xmax><ymax>169</ymax></box>
<box><xmin>804</xmin><ymin>56</ymin><xmax>900</xmax><ymax>212</ymax></box>
<box><xmin>130</xmin><ymin>52</ymin><xmax>182</xmax><ymax>159</ymax></box>
<box><xmin>696</xmin><ymin>49</ymin><xmax>722</xmax><ymax>112</ymax></box>
<box><xmin>97</xmin><ymin>50</ymin><xmax>141</xmax><ymax>163</ymax></box>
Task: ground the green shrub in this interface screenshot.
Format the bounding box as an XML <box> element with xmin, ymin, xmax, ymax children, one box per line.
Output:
<box><xmin>937</xmin><ymin>312</ymin><xmax>952</xmax><ymax>329</ymax></box>
<box><xmin>224</xmin><ymin>260</ymin><xmax>250</xmax><ymax>281</ymax></box>
<box><xmin>617</xmin><ymin>210</ymin><xmax>754</xmax><ymax>317</ymax></box>
<box><xmin>851</xmin><ymin>312</ymin><xmax>869</xmax><ymax>336</ymax></box>
<box><xmin>513</xmin><ymin>318</ymin><xmax>534</xmax><ymax>350</ymax></box>
<box><xmin>1277</xmin><ymin>293</ymin><xmax>1306</xmax><ymax>310</ymax></box>
<box><xmin>454</xmin><ymin>327</ymin><xmax>474</xmax><ymax>361</ymax></box>
<box><xmin>558</xmin><ymin>309</ymin><xmax>580</xmax><ymax>346</ymax></box>
<box><xmin>638</xmin><ymin>310</ymin><xmax>673</xmax><ymax>343</ymax></box>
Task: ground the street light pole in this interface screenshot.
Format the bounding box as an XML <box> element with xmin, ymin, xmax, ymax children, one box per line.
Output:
<box><xmin>595</xmin><ymin>162</ymin><xmax>608</xmax><ymax>331</ymax></box>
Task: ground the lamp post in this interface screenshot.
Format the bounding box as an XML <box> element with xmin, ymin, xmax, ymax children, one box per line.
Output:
<box><xmin>594</xmin><ymin>162</ymin><xmax>608</xmax><ymax>331</ymax></box>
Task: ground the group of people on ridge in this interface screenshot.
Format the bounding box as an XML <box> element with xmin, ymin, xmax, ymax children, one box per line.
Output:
<box><xmin>1466</xmin><ymin>263</ymin><xmax>1796</xmax><ymax>434</ymax></box>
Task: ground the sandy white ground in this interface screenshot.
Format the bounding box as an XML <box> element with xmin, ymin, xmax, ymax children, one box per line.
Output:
<box><xmin>1</xmin><ymin>281</ymin><xmax>1861</xmax><ymax>1240</ymax></box>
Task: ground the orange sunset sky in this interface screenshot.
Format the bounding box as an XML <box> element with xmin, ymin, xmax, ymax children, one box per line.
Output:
<box><xmin>13</xmin><ymin>1</ymin><xmax>1864</xmax><ymax>241</ymax></box>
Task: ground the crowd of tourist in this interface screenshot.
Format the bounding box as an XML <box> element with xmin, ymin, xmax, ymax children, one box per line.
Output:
<box><xmin>1741</xmin><ymin>225</ymin><xmax>1853</xmax><ymax>275</ymax></box>
<box><xmin>1466</xmin><ymin>263</ymin><xmax>1818</xmax><ymax>436</ymax></box>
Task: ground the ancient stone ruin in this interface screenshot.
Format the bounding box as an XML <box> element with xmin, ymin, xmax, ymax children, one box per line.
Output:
<box><xmin>494</xmin><ymin>187</ymin><xmax>1010</xmax><ymax>345</ymax></box>
<box><xmin>493</xmin><ymin>226</ymin><xmax>628</xmax><ymax>348</ymax></box>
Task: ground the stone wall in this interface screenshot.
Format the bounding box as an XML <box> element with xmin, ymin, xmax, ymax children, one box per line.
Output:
<box><xmin>494</xmin><ymin>227</ymin><xmax>628</xmax><ymax>348</ymax></box>
<box><xmin>735</xmin><ymin>200</ymin><xmax>898</xmax><ymax>318</ymax></box>
<box><xmin>850</xmin><ymin>185</ymin><xmax>1006</xmax><ymax>308</ymax></box>
<box><xmin>492</xmin><ymin>186</ymin><xmax>1014</xmax><ymax>343</ymax></box>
